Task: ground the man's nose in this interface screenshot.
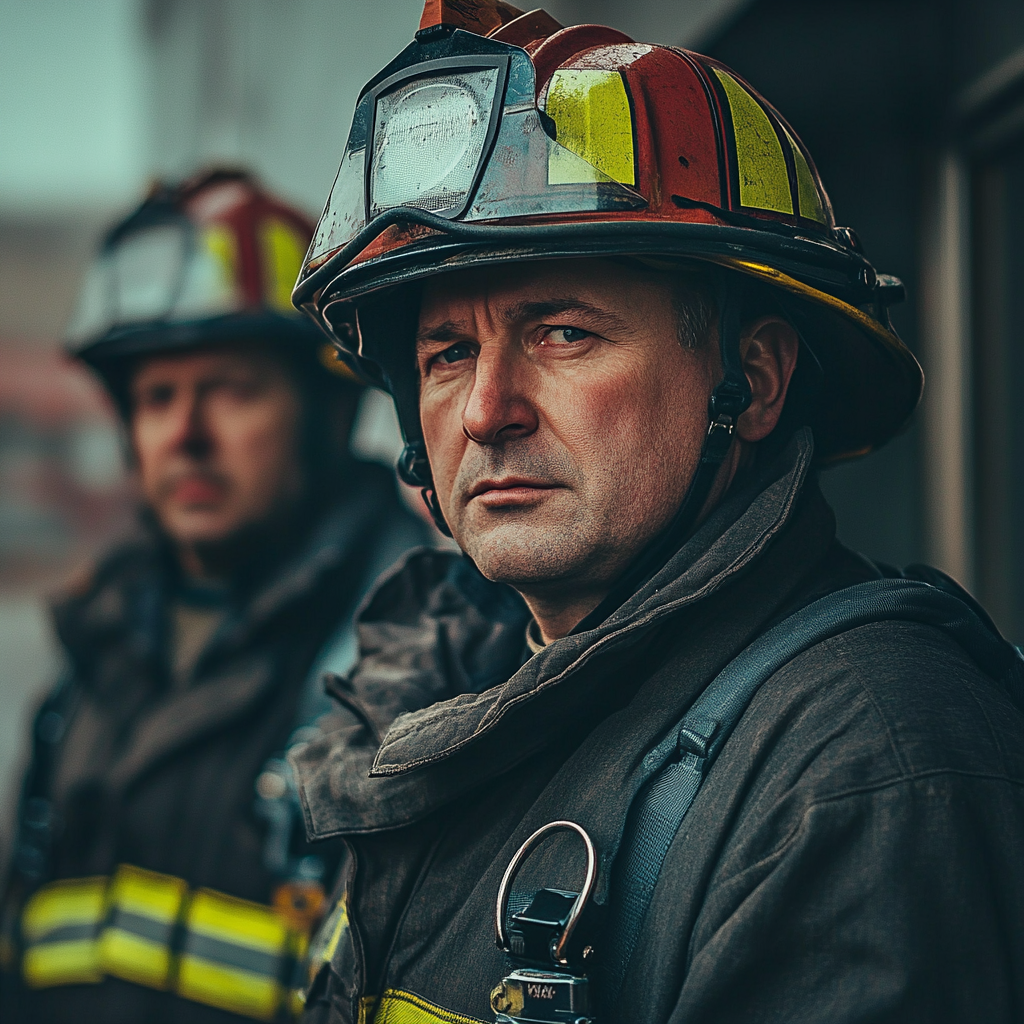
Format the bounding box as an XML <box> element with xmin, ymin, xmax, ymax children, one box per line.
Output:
<box><xmin>171</xmin><ymin>390</ymin><xmax>213</xmax><ymax>459</ymax></box>
<box><xmin>461</xmin><ymin>347</ymin><xmax>538</xmax><ymax>444</ymax></box>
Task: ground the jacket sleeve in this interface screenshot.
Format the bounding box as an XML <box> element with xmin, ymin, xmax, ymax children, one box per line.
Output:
<box><xmin>668</xmin><ymin>772</ymin><xmax>1024</xmax><ymax>1024</ymax></box>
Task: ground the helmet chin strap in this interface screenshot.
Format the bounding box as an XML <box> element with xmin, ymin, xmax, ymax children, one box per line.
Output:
<box><xmin>397</xmin><ymin>442</ymin><xmax>453</xmax><ymax>536</ymax></box>
<box><xmin>668</xmin><ymin>273</ymin><xmax>753</xmax><ymax>539</ymax></box>
<box><xmin>397</xmin><ymin>273</ymin><xmax>753</xmax><ymax>597</ymax></box>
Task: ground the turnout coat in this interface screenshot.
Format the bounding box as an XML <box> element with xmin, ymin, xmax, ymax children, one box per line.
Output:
<box><xmin>293</xmin><ymin>431</ymin><xmax>1024</xmax><ymax>1024</ymax></box>
<box><xmin>1</xmin><ymin>460</ymin><xmax>430</xmax><ymax>1024</ymax></box>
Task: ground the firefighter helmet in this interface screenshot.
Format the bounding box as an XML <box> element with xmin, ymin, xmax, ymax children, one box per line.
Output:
<box><xmin>293</xmin><ymin>0</ymin><xmax>922</xmax><ymax>503</ymax></box>
<box><xmin>70</xmin><ymin>167</ymin><xmax>358</xmax><ymax>408</ymax></box>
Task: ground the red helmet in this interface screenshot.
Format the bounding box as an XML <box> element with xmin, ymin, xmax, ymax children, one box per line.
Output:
<box><xmin>70</xmin><ymin>168</ymin><xmax>357</xmax><ymax>406</ymax></box>
<box><xmin>294</xmin><ymin>0</ymin><xmax>921</xmax><ymax>524</ymax></box>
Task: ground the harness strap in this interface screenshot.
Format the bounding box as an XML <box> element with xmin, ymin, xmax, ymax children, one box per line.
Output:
<box><xmin>602</xmin><ymin>577</ymin><xmax>1024</xmax><ymax>1003</ymax></box>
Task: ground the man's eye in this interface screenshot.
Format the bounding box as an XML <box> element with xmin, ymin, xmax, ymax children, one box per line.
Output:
<box><xmin>435</xmin><ymin>342</ymin><xmax>475</xmax><ymax>365</ymax></box>
<box><xmin>544</xmin><ymin>326</ymin><xmax>590</xmax><ymax>345</ymax></box>
<box><xmin>222</xmin><ymin>378</ymin><xmax>262</xmax><ymax>399</ymax></box>
<box><xmin>140</xmin><ymin>384</ymin><xmax>174</xmax><ymax>407</ymax></box>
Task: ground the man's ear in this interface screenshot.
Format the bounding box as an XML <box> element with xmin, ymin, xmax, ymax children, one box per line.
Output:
<box><xmin>736</xmin><ymin>316</ymin><xmax>799</xmax><ymax>442</ymax></box>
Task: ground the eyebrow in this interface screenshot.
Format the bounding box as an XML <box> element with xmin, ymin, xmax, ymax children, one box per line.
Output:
<box><xmin>415</xmin><ymin>297</ymin><xmax>631</xmax><ymax>348</ymax></box>
<box><xmin>415</xmin><ymin>321</ymin><xmax>470</xmax><ymax>347</ymax></box>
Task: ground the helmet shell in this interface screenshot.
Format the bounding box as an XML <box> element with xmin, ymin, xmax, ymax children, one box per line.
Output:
<box><xmin>71</xmin><ymin>168</ymin><xmax>358</xmax><ymax>400</ymax></box>
<box><xmin>294</xmin><ymin>2</ymin><xmax>922</xmax><ymax>464</ymax></box>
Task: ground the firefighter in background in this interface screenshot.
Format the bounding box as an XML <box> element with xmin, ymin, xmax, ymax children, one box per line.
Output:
<box><xmin>0</xmin><ymin>168</ymin><xmax>433</xmax><ymax>1023</ymax></box>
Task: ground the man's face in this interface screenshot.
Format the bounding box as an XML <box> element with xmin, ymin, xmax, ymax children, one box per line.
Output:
<box><xmin>130</xmin><ymin>345</ymin><xmax>305</xmax><ymax>551</ymax></box>
<box><xmin>416</xmin><ymin>259</ymin><xmax>719</xmax><ymax>600</ymax></box>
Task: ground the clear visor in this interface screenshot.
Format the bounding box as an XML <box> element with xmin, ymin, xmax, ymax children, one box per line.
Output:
<box><xmin>301</xmin><ymin>39</ymin><xmax>646</xmax><ymax>281</ymax></box>
<box><xmin>68</xmin><ymin>219</ymin><xmax>244</xmax><ymax>344</ymax></box>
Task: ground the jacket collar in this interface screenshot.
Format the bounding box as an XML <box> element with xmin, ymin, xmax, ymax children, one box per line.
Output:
<box><xmin>50</xmin><ymin>461</ymin><xmax>402</xmax><ymax>799</ymax></box>
<box><xmin>53</xmin><ymin>460</ymin><xmax>397</xmax><ymax>681</ymax></box>
<box><xmin>293</xmin><ymin>429</ymin><xmax>834</xmax><ymax>839</ymax></box>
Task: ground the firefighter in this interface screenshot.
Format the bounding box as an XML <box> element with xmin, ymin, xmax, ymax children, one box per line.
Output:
<box><xmin>289</xmin><ymin>3</ymin><xmax>1024</xmax><ymax>1022</ymax></box>
<box><xmin>0</xmin><ymin>168</ymin><xmax>432</xmax><ymax>1023</ymax></box>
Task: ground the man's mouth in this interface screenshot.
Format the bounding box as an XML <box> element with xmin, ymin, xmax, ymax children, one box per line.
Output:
<box><xmin>169</xmin><ymin>475</ymin><xmax>227</xmax><ymax>507</ymax></box>
<box><xmin>468</xmin><ymin>477</ymin><xmax>560</xmax><ymax>507</ymax></box>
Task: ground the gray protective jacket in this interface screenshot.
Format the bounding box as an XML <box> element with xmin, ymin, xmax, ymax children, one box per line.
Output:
<box><xmin>293</xmin><ymin>430</ymin><xmax>1024</xmax><ymax>1024</ymax></box>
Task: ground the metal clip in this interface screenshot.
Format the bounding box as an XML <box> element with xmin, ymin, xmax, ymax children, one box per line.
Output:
<box><xmin>491</xmin><ymin>968</ymin><xmax>592</xmax><ymax>1024</ymax></box>
<box><xmin>492</xmin><ymin>822</ymin><xmax>599</xmax><ymax>1024</ymax></box>
<box><xmin>495</xmin><ymin>821</ymin><xmax>597</xmax><ymax>967</ymax></box>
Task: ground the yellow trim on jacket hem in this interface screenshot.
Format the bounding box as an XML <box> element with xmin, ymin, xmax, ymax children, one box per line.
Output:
<box><xmin>373</xmin><ymin>988</ymin><xmax>487</xmax><ymax>1024</ymax></box>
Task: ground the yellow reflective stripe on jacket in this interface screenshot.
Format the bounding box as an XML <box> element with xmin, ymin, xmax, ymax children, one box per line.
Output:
<box><xmin>18</xmin><ymin>867</ymin><xmax>309</xmax><ymax>1019</ymax></box>
<box><xmin>20</xmin><ymin>876</ymin><xmax>106</xmax><ymax>988</ymax></box>
<box><xmin>303</xmin><ymin>897</ymin><xmax>348</xmax><ymax>986</ymax></box>
<box><xmin>177</xmin><ymin>887</ymin><xmax>292</xmax><ymax>1021</ymax></box>
<box><xmin>289</xmin><ymin>894</ymin><xmax>349</xmax><ymax>1014</ymax></box>
<box><xmin>98</xmin><ymin>863</ymin><xmax>187</xmax><ymax>989</ymax></box>
<box><xmin>373</xmin><ymin>989</ymin><xmax>486</xmax><ymax>1024</ymax></box>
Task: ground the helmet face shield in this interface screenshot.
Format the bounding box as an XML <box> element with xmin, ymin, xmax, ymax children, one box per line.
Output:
<box><xmin>370</xmin><ymin>61</ymin><xmax>505</xmax><ymax>218</ymax></box>
<box><xmin>68</xmin><ymin>216</ymin><xmax>246</xmax><ymax>346</ymax></box>
<box><xmin>299</xmin><ymin>31</ymin><xmax>646</xmax><ymax>293</ymax></box>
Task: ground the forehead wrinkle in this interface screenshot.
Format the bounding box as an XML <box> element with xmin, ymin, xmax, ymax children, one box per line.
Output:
<box><xmin>417</xmin><ymin>275</ymin><xmax>497</xmax><ymax>348</ymax></box>
<box><xmin>498</xmin><ymin>298</ymin><xmax>631</xmax><ymax>335</ymax></box>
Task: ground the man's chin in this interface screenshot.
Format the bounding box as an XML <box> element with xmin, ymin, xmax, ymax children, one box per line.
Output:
<box><xmin>157</xmin><ymin>505</ymin><xmax>241</xmax><ymax>548</ymax></box>
<box><xmin>459</xmin><ymin>516</ymin><xmax>592</xmax><ymax>587</ymax></box>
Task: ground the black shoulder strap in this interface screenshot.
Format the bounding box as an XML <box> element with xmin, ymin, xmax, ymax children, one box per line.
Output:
<box><xmin>602</xmin><ymin>578</ymin><xmax>1024</xmax><ymax>1002</ymax></box>
<box><xmin>3</xmin><ymin>674</ymin><xmax>79</xmax><ymax>903</ymax></box>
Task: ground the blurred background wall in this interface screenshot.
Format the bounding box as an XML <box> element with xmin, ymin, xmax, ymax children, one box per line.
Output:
<box><xmin>2</xmin><ymin>0</ymin><xmax>1023</xmax><ymax>856</ymax></box>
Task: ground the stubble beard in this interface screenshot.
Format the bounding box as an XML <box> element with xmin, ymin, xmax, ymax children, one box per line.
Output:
<box><xmin>447</xmin><ymin>439</ymin><xmax>626</xmax><ymax>593</ymax></box>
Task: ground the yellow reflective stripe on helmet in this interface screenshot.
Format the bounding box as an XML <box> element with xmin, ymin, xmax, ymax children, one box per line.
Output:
<box><xmin>20</xmin><ymin>876</ymin><xmax>106</xmax><ymax>988</ymax></box>
<box><xmin>706</xmin><ymin>255</ymin><xmax>905</xmax><ymax>353</ymax></box>
<box><xmin>261</xmin><ymin>218</ymin><xmax>309</xmax><ymax>312</ymax></box>
<box><xmin>713</xmin><ymin>69</ymin><xmax>793</xmax><ymax>215</ymax></box>
<box><xmin>784</xmin><ymin>127</ymin><xmax>826</xmax><ymax>223</ymax></box>
<box><xmin>98</xmin><ymin>864</ymin><xmax>187</xmax><ymax>989</ymax></box>
<box><xmin>202</xmin><ymin>224</ymin><xmax>240</xmax><ymax>294</ymax></box>
<box><xmin>176</xmin><ymin>887</ymin><xmax>291</xmax><ymax>1021</ymax></box>
<box><xmin>545</xmin><ymin>69</ymin><xmax>636</xmax><ymax>186</ymax></box>
<box><xmin>373</xmin><ymin>988</ymin><xmax>486</xmax><ymax>1024</ymax></box>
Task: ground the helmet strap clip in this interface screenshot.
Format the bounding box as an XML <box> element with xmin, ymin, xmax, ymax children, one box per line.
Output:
<box><xmin>667</xmin><ymin>272</ymin><xmax>753</xmax><ymax>537</ymax></box>
<box><xmin>421</xmin><ymin>487</ymin><xmax>454</xmax><ymax>538</ymax></box>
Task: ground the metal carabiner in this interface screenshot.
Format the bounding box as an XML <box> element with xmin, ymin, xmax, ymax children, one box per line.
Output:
<box><xmin>495</xmin><ymin>820</ymin><xmax>598</xmax><ymax>967</ymax></box>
